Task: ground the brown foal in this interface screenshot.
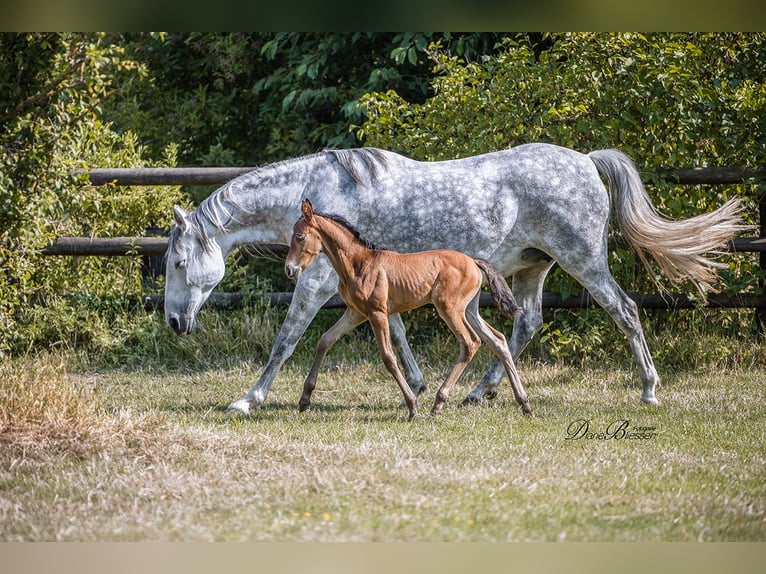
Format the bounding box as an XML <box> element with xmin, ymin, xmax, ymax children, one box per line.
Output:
<box><xmin>285</xmin><ymin>199</ymin><xmax>532</xmax><ymax>420</ymax></box>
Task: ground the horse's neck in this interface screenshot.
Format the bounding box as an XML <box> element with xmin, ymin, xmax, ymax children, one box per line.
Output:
<box><xmin>317</xmin><ymin>219</ymin><xmax>372</xmax><ymax>280</ymax></box>
<box><xmin>198</xmin><ymin>164</ymin><xmax>311</xmax><ymax>255</ymax></box>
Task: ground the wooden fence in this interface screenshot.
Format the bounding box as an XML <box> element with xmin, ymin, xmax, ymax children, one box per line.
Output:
<box><xmin>45</xmin><ymin>165</ymin><xmax>766</xmax><ymax>325</ymax></box>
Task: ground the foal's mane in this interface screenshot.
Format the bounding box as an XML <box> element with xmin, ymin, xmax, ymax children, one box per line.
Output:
<box><xmin>313</xmin><ymin>209</ymin><xmax>382</xmax><ymax>252</ymax></box>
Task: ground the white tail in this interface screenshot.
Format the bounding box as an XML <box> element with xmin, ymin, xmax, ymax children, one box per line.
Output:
<box><xmin>589</xmin><ymin>149</ymin><xmax>750</xmax><ymax>294</ymax></box>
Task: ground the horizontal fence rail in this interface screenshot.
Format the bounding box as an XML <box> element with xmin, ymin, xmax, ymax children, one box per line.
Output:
<box><xmin>140</xmin><ymin>291</ymin><xmax>766</xmax><ymax>312</ymax></box>
<box><xmin>654</xmin><ymin>167</ymin><xmax>766</xmax><ymax>185</ymax></box>
<box><xmin>74</xmin><ymin>166</ymin><xmax>766</xmax><ymax>187</ymax></box>
<box><xmin>71</xmin><ymin>166</ymin><xmax>257</xmax><ymax>186</ymax></box>
<box><xmin>41</xmin><ymin>236</ymin><xmax>766</xmax><ymax>257</ymax></box>
<box><xmin>49</xmin><ymin>164</ymin><xmax>765</xmax><ymax>321</ymax></box>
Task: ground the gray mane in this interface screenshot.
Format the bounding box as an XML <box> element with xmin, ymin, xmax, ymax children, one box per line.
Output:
<box><xmin>325</xmin><ymin>147</ymin><xmax>389</xmax><ymax>187</ymax></box>
<box><xmin>167</xmin><ymin>218</ymin><xmax>214</xmax><ymax>258</ymax></box>
<box><xmin>182</xmin><ymin>154</ymin><xmax>323</xmax><ymax>248</ymax></box>
<box><xmin>173</xmin><ymin>148</ymin><xmax>390</xmax><ymax>254</ymax></box>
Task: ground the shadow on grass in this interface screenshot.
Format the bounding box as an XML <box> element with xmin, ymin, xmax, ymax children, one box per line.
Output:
<box><xmin>160</xmin><ymin>397</ymin><xmax>406</xmax><ymax>423</ymax></box>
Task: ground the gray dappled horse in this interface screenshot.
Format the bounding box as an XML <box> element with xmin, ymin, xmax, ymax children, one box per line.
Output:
<box><xmin>164</xmin><ymin>144</ymin><xmax>746</xmax><ymax>413</ymax></box>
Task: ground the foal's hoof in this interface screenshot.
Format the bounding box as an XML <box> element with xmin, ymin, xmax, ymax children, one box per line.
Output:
<box><xmin>298</xmin><ymin>402</ymin><xmax>311</xmax><ymax>413</ymax></box>
<box><xmin>521</xmin><ymin>402</ymin><xmax>533</xmax><ymax>416</ymax></box>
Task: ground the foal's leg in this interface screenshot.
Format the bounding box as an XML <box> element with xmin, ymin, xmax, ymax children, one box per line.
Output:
<box><xmin>465</xmin><ymin>295</ymin><xmax>532</xmax><ymax>415</ymax></box>
<box><xmin>368</xmin><ymin>311</ymin><xmax>420</xmax><ymax>420</ymax></box>
<box><xmin>463</xmin><ymin>259</ymin><xmax>554</xmax><ymax>405</ymax></box>
<box><xmin>227</xmin><ymin>256</ymin><xmax>425</xmax><ymax>413</ymax></box>
<box><xmin>228</xmin><ymin>257</ymin><xmax>339</xmax><ymax>414</ymax></box>
<box><xmin>431</xmin><ymin>300</ymin><xmax>481</xmax><ymax>415</ymax></box>
<box><xmin>299</xmin><ymin>308</ymin><xmax>367</xmax><ymax>412</ymax></box>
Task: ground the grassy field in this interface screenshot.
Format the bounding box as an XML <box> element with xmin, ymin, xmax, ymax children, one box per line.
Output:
<box><xmin>1</xmin><ymin>309</ymin><xmax>765</xmax><ymax>542</ymax></box>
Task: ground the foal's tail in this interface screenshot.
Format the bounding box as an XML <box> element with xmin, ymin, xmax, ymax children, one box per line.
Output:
<box><xmin>588</xmin><ymin>149</ymin><xmax>750</xmax><ymax>294</ymax></box>
<box><xmin>474</xmin><ymin>259</ymin><xmax>523</xmax><ymax>318</ymax></box>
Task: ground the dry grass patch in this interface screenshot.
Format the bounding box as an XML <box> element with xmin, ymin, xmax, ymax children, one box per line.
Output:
<box><xmin>1</xmin><ymin>350</ymin><xmax>765</xmax><ymax>541</ymax></box>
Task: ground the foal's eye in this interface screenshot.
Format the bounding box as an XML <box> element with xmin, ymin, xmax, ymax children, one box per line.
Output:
<box><xmin>296</xmin><ymin>233</ymin><xmax>306</xmax><ymax>243</ymax></box>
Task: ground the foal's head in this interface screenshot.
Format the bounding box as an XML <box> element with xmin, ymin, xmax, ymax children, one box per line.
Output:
<box><xmin>285</xmin><ymin>199</ymin><xmax>323</xmax><ymax>281</ymax></box>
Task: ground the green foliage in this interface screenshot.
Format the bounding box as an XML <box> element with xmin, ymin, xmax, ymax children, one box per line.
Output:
<box><xmin>105</xmin><ymin>33</ymin><xmax>510</xmax><ymax>169</ymax></box>
<box><xmin>0</xmin><ymin>33</ymin><xmax>184</xmax><ymax>358</ymax></box>
<box><xmin>251</xmin><ymin>32</ymin><xmax>511</xmax><ymax>158</ymax></box>
<box><xmin>360</xmin><ymin>32</ymin><xmax>766</xmax><ymax>300</ymax></box>
<box><xmin>362</xmin><ymin>33</ymin><xmax>766</xmax><ymax>165</ymax></box>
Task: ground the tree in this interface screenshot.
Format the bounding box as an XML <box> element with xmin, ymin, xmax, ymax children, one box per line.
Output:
<box><xmin>105</xmin><ymin>33</ymin><xmax>513</xmax><ymax>171</ymax></box>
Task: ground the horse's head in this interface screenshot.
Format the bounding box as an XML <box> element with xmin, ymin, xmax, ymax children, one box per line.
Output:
<box><xmin>285</xmin><ymin>199</ymin><xmax>322</xmax><ymax>282</ymax></box>
<box><xmin>164</xmin><ymin>205</ymin><xmax>226</xmax><ymax>336</ymax></box>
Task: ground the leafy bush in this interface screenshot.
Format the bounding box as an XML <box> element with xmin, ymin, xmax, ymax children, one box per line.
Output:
<box><xmin>105</xmin><ymin>33</ymin><xmax>511</xmax><ymax>169</ymax></box>
<box><xmin>0</xmin><ymin>34</ymin><xmax>184</xmax><ymax>358</ymax></box>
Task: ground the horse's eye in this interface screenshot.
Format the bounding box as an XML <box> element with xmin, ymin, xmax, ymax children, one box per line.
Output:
<box><xmin>175</xmin><ymin>259</ymin><xmax>187</xmax><ymax>270</ymax></box>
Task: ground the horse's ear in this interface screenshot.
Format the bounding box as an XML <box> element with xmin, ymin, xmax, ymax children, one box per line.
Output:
<box><xmin>173</xmin><ymin>205</ymin><xmax>189</xmax><ymax>232</ymax></box>
<box><xmin>301</xmin><ymin>199</ymin><xmax>314</xmax><ymax>221</ymax></box>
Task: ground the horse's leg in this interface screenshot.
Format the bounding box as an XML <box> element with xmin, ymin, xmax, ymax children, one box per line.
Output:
<box><xmin>464</xmin><ymin>295</ymin><xmax>532</xmax><ymax>415</ymax></box>
<box><xmin>227</xmin><ymin>268</ymin><xmax>423</xmax><ymax>413</ymax></box>
<box><xmin>569</xmin><ymin>267</ymin><xmax>661</xmax><ymax>405</ymax></box>
<box><xmin>227</xmin><ymin>257</ymin><xmax>339</xmax><ymax>414</ymax></box>
<box><xmin>299</xmin><ymin>308</ymin><xmax>367</xmax><ymax>412</ymax></box>
<box><xmin>431</xmin><ymin>300</ymin><xmax>481</xmax><ymax>415</ymax></box>
<box><xmin>389</xmin><ymin>312</ymin><xmax>427</xmax><ymax>397</ymax></box>
<box><xmin>368</xmin><ymin>311</ymin><xmax>420</xmax><ymax>420</ymax></box>
<box><xmin>463</xmin><ymin>260</ymin><xmax>554</xmax><ymax>405</ymax></box>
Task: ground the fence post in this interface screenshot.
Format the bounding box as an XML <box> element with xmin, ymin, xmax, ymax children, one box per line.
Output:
<box><xmin>141</xmin><ymin>226</ymin><xmax>167</xmax><ymax>291</ymax></box>
<box><xmin>758</xmin><ymin>185</ymin><xmax>766</xmax><ymax>330</ymax></box>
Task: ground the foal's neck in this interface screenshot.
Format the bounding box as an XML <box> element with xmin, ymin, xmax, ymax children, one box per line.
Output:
<box><xmin>317</xmin><ymin>217</ymin><xmax>376</xmax><ymax>279</ymax></box>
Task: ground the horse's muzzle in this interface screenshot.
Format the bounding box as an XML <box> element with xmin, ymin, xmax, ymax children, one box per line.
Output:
<box><xmin>167</xmin><ymin>312</ymin><xmax>195</xmax><ymax>336</ymax></box>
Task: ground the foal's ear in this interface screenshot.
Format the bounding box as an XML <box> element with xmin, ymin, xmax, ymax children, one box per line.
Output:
<box><xmin>301</xmin><ymin>199</ymin><xmax>314</xmax><ymax>221</ymax></box>
<box><xmin>173</xmin><ymin>205</ymin><xmax>190</xmax><ymax>232</ymax></box>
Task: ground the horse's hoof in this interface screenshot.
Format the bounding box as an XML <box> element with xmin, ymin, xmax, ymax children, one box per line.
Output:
<box><xmin>641</xmin><ymin>395</ymin><xmax>660</xmax><ymax>406</ymax></box>
<box><xmin>226</xmin><ymin>399</ymin><xmax>252</xmax><ymax>414</ymax></box>
<box><xmin>460</xmin><ymin>395</ymin><xmax>483</xmax><ymax>407</ymax></box>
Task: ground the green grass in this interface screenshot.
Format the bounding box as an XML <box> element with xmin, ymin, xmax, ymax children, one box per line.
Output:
<box><xmin>2</xmin><ymin>310</ymin><xmax>765</xmax><ymax>541</ymax></box>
